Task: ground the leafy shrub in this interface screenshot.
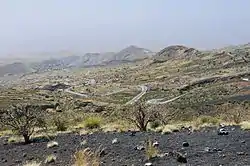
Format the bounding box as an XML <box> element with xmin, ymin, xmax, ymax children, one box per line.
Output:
<box><xmin>150</xmin><ymin>120</ymin><xmax>161</xmax><ymax>129</ymax></box>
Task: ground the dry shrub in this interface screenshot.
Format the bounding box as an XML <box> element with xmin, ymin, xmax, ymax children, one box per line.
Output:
<box><xmin>0</xmin><ymin>104</ymin><xmax>47</xmax><ymax>144</ymax></box>
<box><xmin>125</xmin><ymin>102</ymin><xmax>160</xmax><ymax>131</ymax></box>
<box><xmin>53</xmin><ymin>115</ymin><xmax>68</xmax><ymax>131</ymax></box>
<box><xmin>73</xmin><ymin>148</ymin><xmax>101</xmax><ymax>166</ymax></box>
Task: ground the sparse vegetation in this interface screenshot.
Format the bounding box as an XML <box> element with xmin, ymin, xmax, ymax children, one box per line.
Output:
<box><xmin>73</xmin><ymin>148</ymin><xmax>101</xmax><ymax>166</ymax></box>
<box><xmin>84</xmin><ymin>116</ymin><xmax>102</xmax><ymax>129</ymax></box>
<box><xmin>0</xmin><ymin>104</ymin><xmax>46</xmax><ymax>144</ymax></box>
<box><xmin>53</xmin><ymin>115</ymin><xmax>68</xmax><ymax>131</ymax></box>
<box><xmin>240</xmin><ymin>121</ymin><xmax>250</xmax><ymax>130</ymax></box>
<box><xmin>23</xmin><ymin>161</ymin><xmax>41</xmax><ymax>166</ymax></box>
<box><xmin>162</xmin><ymin>124</ymin><xmax>181</xmax><ymax>134</ymax></box>
<box><xmin>145</xmin><ymin>139</ymin><xmax>159</xmax><ymax>160</ymax></box>
<box><xmin>45</xmin><ymin>154</ymin><xmax>57</xmax><ymax>163</ymax></box>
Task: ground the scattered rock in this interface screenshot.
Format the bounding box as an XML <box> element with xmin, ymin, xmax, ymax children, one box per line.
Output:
<box><xmin>218</xmin><ymin>128</ymin><xmax>229</xmax><ymax>135</ymax></box>
<box><xmin>241</xmin><ymin>140</ymin><xmax>246</xmax><ymax>143</ymax></box>
<box><xmin>134</xmin><ymin>145</ymin><xmax>145</xmax><ymax>151</ymax></box>
<box><xmin>22</xmin><ymin>153</ymin><xmax>27</xmax><ymax>157</ymax></box>
<box><xmin>47</xmin><ymin>141</ymin><xmax>59</xmax><ymax>148</ymax></box>
<box><xmin>152</xmin><ymin>141</ymin><xmax>159</xmax><ymax>147</ymax></box>
<box><xmin>129</xmin><ymin>131</ymin><xmax>136</xmax><ymax>136</ymax></box>
<box><xmin>182</xmin><ymin>142</ymin><xmax>189</xmax><ymax>147</ymax></box>
<box><xmin>176</xmin><ymin>152</ymin><xmax>187</xmax><ymax>163</ymax></box>
<box><xmin>145</xmin><ymin>162</ymin><xmax>153</xmax><ymax>166</ymax></box>
<box><xmin>204</xmin><ymin>147</ymin><xmax>211</xmax><ymax>152</ymax></box>
<box><xmin>112</xmin><ymin>138</ymin><xmax>119</xmax><ymax>144</ymax></box>
<box><xmin>100</xmin><ymin>148</ymin><xmax>107</xmax><ymax>157</ymax></box>
<box><xmin>237</xmin><ymin>152</ymin><xmax>247</xmax><ymax>155</ymax></box>
<box><xmin>213</xmin><ymin>148</ymin><xmax>222</xmax><ymax>152</ymax></box>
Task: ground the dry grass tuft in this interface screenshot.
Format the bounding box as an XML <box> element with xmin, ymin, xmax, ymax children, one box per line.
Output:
<box><xmin>240</xmin><ymin>121</ymin><xmax>250</xmax><ymax>130</ymax></box>
<box><xmin>23</xmin><ymin>161</ymin><xmax>41</xmax><ymax>166</ymax></box>
<box><xmin>161</xmin><ymin>124</ymin><xmax>181</xmax><ymax>134</ymax></box>
<box><xmin>73</xmin><ymin>147</ymin><xmax>101</xmax><ymax>166</ymax></box>
<box><xmin>145</xmin><ymin>139</ymin><xmax>159</xmax><ymax>160</ymax></box>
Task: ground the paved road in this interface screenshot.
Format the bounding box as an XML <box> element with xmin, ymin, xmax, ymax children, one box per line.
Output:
<box><xmin>64</xmin><ymin>88</ymin><xmax>88</xmax><ymax>97</ymax></box>
<box><xmin>125</xmin><ymin>85</ymin><xmax>148</xmax><ymax>105</ymax></box>
<box><xmin>146</xmin><ymin>93</ymin><xmax>187</xmax><ymax>105</ymax></box>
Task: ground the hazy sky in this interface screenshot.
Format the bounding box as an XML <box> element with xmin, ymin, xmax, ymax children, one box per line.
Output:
<box><xmin>1</xmin><ymin>0</ymin><xmax>250</xmax><ymax>56</ymax></box>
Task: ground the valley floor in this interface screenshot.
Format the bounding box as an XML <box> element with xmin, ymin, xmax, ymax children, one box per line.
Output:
<box><xmin>1</xmin><ymin>126</ymin><xmax>250</xmax><ymax>166</ymax></box>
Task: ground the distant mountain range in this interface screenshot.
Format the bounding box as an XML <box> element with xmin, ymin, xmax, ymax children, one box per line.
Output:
<box><xmin>0</xmin><ymin>44</ymin><xmax>249</xmax><ymax>77</ymax></box>
<box><xmin>0</xmin><ymin>45</ymin><xmax>154</xmax><ymax>77</ymax></box>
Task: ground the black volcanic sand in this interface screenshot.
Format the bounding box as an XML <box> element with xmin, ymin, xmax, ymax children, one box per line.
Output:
<box><xmin>0</xmin><ymin>126</ymin><xmax>250</xmax><ymax>166</ymax></box>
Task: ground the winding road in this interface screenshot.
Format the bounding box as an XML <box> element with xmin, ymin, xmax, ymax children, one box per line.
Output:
<box><xmin>64</xmin><ymin>88</ymin><xmax>88</xmax><ymax>97</ymax></box>
<box><xmin>125</xmin><ymin>85</ymin><xmax>148</xmax><ymax>105</ymax></box>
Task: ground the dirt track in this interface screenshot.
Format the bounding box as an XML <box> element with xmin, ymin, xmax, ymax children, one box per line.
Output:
<box><xmin>0</xmin><ymin>126</ymin><xmax>250</xmax><ymax>166</ymax></box>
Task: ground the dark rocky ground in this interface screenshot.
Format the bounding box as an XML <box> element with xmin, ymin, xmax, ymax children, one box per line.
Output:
<box><xmin>0</xmin><ymin>126</ymin><xmax>250</xmax><ymax>166</ymax></box>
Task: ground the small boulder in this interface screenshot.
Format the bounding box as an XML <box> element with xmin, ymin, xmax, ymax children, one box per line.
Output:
<box><xmin>204</xmin><ymin>147</ymin><xmax>211</xmax><ymax>152</ymax></box>
<box><xmin>182</xmin><ymin>142</ymin><xmax>189</xmax><ymax>147</ymax></box>
<box><xmin>153</xmin><ymin>141</ymin><xmax>159</xmax><ymax>147</ymax></box>
<box><xmin>134</xmin><ymin>145</ymin><xmax>145</xmax><ymax>151</ymax></box>
<box><xmin>145</xmin><ymin>162</ymin><xmax>153</xmax><ymax>166</ymax></box>
<box><xmin>218</xmin><ymin>128</ymin><xmax>229</xmax><ymax>135</ymax></box>
<box><xmin>129</xmin><ymin>131</ymin><xmax>136</xmax><ymax>136</ymax></box>
<box><xmin>47</xmin><ymin>141</ymin><xmax>59</xmax><ymax>148</ymax></box>
<box><xmin>176</xmin><ymin>152</ymin><xmax>187</xmax><ymax>163</ymax></box>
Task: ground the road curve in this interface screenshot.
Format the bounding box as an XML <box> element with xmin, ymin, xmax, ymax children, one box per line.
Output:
<box><xmin>125</xmin><ymin>85</ymin><xmax>148</xmax><ymax>105</ymax></box>
<box><xmin>64</xmin><ymin>88</ymin><xmax>88</xmax><ymax>97</ymax></box>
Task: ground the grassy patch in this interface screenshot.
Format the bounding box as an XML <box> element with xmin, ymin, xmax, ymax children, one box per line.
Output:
<box><xmin>84</xmin><ymin>116</ymin><xmax>102</xmax><ymax>129</ymax></box>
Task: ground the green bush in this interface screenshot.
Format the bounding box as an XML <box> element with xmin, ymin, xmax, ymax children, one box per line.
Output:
<box><xmin>84</xmin><ymin>117</ymin><xmax>102</xmax><ymax>129</ymax></box>
<box><xmin>150</xmin><ymin>120</ymin><xmax>161</xmax><ymax>129</ymax></box>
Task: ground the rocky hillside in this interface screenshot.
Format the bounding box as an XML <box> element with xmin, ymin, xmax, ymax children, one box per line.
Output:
<box><xmin>0</xmin><ymin>62</ymin><xmax>31</xmax><ymax>77</ymax></box>
<box><xmin>81</xmin><ymin>52</ymin><xmax>115</xmax><ymax>67</ymax></box>
<box><xmin>112</xmin><ymin>45</ymin><xmax>154</xmax><ymax>62</ymax></box>
<box><xmin>153</xmin><ymin>45</ymin><xmax>201</xmax><ymax>63</ymax></box>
